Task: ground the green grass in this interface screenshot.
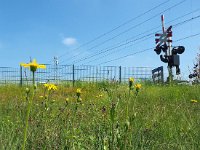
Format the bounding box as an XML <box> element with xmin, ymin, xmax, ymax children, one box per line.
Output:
<box><xmin>0</xmin><ymin>82</ymin><xmax>200</xmax><ymax>149</ymax></box>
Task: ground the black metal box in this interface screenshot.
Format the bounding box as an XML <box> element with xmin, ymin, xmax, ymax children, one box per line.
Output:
<box><xmin>173</xmin><ymin>55</ymin><xmax>180</xmax><ymax>66</ymax></box>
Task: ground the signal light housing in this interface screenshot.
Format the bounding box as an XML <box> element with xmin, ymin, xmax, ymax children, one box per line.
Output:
<box><xmin>154</xmin><ymin>46</ymin><xmax>162</xmax><ymax>55</ymax></box>
<box><xmin>160</xmin><ymin>55</ymin><xmax>168</xmax><ymax>63</ymax></box>
<box><xmin>172</xmin><ymin>46</ymin><xmax>185</xmax><ymax>55</ymax></box>
<box><xmin>154</xmin><ymin>44</ymin><xmax>168</xmax><ymax>55</ymax></box>
<box><xmin>162</xmin><ymin>43</ymin><xmax>168</xmax><ymax>52</ymax></box>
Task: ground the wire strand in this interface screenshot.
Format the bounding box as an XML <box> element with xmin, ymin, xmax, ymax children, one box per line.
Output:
<box><xmin>58</xmin><ymin>0</ymin><xmax>186</xmax><ymax>65</ymax></box>
<box><xmin>97</xmin><ymin>32</ymin><xmax>200</xmax><ymax>65</ymax></box>
<box><xmin>71</xmin><ymin>13</ymin><xmax>200</xmax><ymax>65</ymax></box>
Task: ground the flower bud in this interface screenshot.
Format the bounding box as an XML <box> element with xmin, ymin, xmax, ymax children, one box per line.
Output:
<box><xmin>25</xmin><ymin>88</ymin><xmax>30</xmax><ymax>94</ymax></box>
<box><xmin>34</xmin><ymin>84</ymin><xmax>37</xmax><ymax>89</ymax></box>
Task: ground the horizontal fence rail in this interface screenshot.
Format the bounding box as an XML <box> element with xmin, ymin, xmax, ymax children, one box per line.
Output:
<box><xmin>0</xmin><ymin>65</ymin><xmax>162</xmax><ymax>85</ymax></box>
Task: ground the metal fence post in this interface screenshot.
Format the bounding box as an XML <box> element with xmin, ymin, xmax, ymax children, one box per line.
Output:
<box><xmin>20</xmin><ymin>65</ymin><xmax>23</xmax><ymax>86</ymax></box>
<box><xmin>73</xmin><ymin>64</ymin><xmax>75</xmax><ymax>87</ymax></box>
<box><xmin>119</xmin><ymin>66</ymin><xmax>122</xmax><ymax>83</ymax></box>
<box><xmin>161</xmin><ymin>66</ymin><xmax>164</xmax><ymax>83</ymax></box>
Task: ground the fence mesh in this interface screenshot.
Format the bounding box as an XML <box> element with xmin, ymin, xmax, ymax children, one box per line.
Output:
<box><xmin>0</xmin><ymin>65</ymin><xmax>158</xmax><ymax>85</ymax></box>
<box><xmin>0</xmin><ymin>67</ymin><xmax>20</xmax><ymax>84</ymax></box>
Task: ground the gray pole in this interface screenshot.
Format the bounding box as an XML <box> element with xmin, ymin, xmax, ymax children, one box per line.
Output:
<box><xmin>161</xmin><ymin>15</ymin><xmax>172</xmax><ymax>84</ymax></box>
<box><xmin>167</xmin><ymin>28</ymin><xmax>173</xmax><ymax>84</ymax></box>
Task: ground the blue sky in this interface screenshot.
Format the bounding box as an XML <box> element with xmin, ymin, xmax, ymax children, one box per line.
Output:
<box><xmin>0</xmin><ymin>0</ymin><xmax>200</xmax><ymax>79</ymax></box>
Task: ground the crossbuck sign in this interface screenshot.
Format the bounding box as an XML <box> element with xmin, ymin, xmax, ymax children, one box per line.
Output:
<box><xmin>155</xmin><ymin>26</ymin><xmax>172</xmax><ymax>49</ymax></box>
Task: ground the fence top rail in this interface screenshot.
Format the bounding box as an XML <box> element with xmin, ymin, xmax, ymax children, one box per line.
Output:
<box><xmin>76</xmin><ymin>65</ymin><xmax>118</xmax><ymax>68</ymax></box>
<box><xmin>76</xmin><ymin>65</ymin><xmax>153</xmax><ymax>69</ymax></box>
<box><xmin>0</xmin><ymin>65</ymin><xmax>156</xmax><ymax>72</ymax></box>
<box><xmin>122</xmin><ymin>66</ymin><xmax>153</xmax><ymax>69</ymax></box>
<box><xmin>17</xmin><ymin>64</ymin><xmax>156</xmax><ymax>69</ymax></box>
<box><xmin>44</xmin><ymin>64</ymin><xmax>72</xmax><ymax>67</ymax></box>
<box><xmin>0</xmin><ymin>67</ymin><xmax>19</xmax><ymax>69</ymax></box>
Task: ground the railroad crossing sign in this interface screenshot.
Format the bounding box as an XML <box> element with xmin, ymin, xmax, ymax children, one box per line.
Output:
<box><xmin>154</xmin><ymin>15</ymin><xmax>185</xmax><ymax>81</ymax></box>
<box><xmin>155</xmin><ymin>26</ymin><xmax>172</xmax><ymax>49</ymax></box>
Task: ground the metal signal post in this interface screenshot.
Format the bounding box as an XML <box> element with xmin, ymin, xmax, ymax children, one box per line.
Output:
<box><xmin>154</xmin><ymin>15</ymin><xmax>185</xmax><ymax>83</ymax></box>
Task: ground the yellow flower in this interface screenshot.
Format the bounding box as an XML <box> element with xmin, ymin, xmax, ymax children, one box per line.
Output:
<box><xmin>66</xmin><ymin>98</ymin><xmax>69</xmax><ymax>102</ymax></box>
<box><xmin>20</xmin><ymin>59</ymin><xmax>46</xmax><ymax>72</ymax></box>
<box><xmin>191</xmin><ymin>100</ymin><xmax>198</xmax><ymax>103</ymax></box>
<box><xmin>129</xmin><ymin>77</ymin><xmax>134</xmax><ymax>90</ymax></box>
<box><xmin>76</xmin><ymin>88</ymin><xmax>81</xmax><ymax>94</ymax></box>
<box><xmin>129</xmin><ymin>77</ymin><xmax>134</xmax><ymax>82</ymax></box>
<box><xmin>39</xmin><ymin>95</ymin><xmax>44</xmax><ymax>98</ymax></box>
<box><xmin>76</xmin><ymin>88</ymin><xmax>81</xmax><ymax>97</ymax></box>
<box><xmin>96</xmin><ymin>94</ymin><xmax>103</xmax><ymax>98</ymax></box>
<box><xmin>65</xmin><ymin>98</ymin><xmax>69</xmax><ymax>105</ymax></box>
<box><xmin>135</xmin><ymin>83</ymin><xmax>142</xmax><ymax>90</ymax></box>
<box><xmin>49</xmin><ymin>84</ymin><xmax>57</xmax><ymax>91</ymax></box>
<box><xmin>44</xmin><ymin>83</ymin><xmax>57</xmax><ymax>91</ymax></box>
<box><xmin>44</xmin><ymin>83</ymin><xmax>49</xmax><ymax>88</ymax></box>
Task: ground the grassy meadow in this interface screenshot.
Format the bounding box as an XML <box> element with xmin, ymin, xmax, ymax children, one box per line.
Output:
<box><xmin>0</xmin><ymin>82</ymin><xmax>200</xmax><ymax>149</ymax></box>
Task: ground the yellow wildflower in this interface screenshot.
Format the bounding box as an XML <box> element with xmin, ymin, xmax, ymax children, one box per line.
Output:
<box><xmin>191</xmin><ymin>99</ymin><xmax>198</xmax><ymax>103</ymax></box>
<box><xmin>129</xmin><ymin>77</ymin><xmax>134</xmax><ymax>90</ymax></box>
<box><xmin>135</xmin><ymin>83</ymin><xmax>142</xmax><ymax>90</ymax></box>
<box><xmin>39</xmin><ymin>95</ymin><xmax>44</xmax><ymax>98</ymax></box>
<box><xmin>65</xmin><ymin>98</ymin><xmax>69</xmax><ymax>105</ymax></box>
<box><xmin>44</xmin><ymin>83</ymin><xmax>49</xmax><ymax>88</ymax></box>
<box><xmin>43</xmin><ymin>83</ymin><xmax>57</xmax><ymax>91</ymax></box>
<box><xmin>49</xmin><ymin>84</ymin><xmax>57</xmax><ymax>91</ymax></box>
<box><xmin>96</xmin><ymin>94</ymin><xmax>103</xmax><ymax>98</ymax></box>
<box><xmin>76</xmin><ymin>88</ymin><xmax>81</xmax><ymax>97</ymax></box>
<box><xmin>76</xmin><ymin>88</ymin><xmax>81</xmax><ymax>94</ymax></box>
<box><xmin>20</xmin><ymin>59</ymin><xmax>46</xmax><ymax>72</ymax></box>
<box><xmin>66</xmin><ymin>98</ymin><xmax>69</xmax><ymax>103</ymax></box>
<box><xmin>129</xmin><ymin>77</ymin><xmax>134</xmax><ymax>82</ymax></box>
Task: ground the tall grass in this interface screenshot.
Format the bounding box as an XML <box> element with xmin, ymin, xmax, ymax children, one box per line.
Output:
<box><xmin>0</xmin><ymin>83</ymin><xmax>200</xmax><ymax>149</ymax></box>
